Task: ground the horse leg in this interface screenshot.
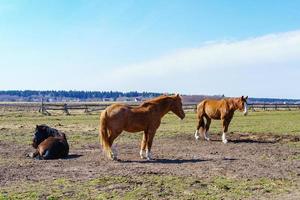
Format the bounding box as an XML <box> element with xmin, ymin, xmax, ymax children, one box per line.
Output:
<box><xmin>107</xmin><ymin>130</ymin><xmax>121</xmax><ymax>160</ymax></box>
<box><xmin>146</xmin><ymin>131</ymin><xmax>156</xmax><ymax>160</ymax></box>
<box><xmin>204</xmin><ymin>117</ymin><xmax>211</xmax><ymax>141</ymax></box>
<box><xmin>222</xmin><ymin>119</ymin><xmax>230</xmax><ymax>144</ymax></box>
<box><xmin>27</xmin><ymin>150</ymin><xmax>39</xmax><ymax>158</ymax></box>
<box><xmin>195</xmin><ymin>115</ymin><xmax>205</xmax><ymax>140</ymax></box>
<box><xmin>140</xmin><ymin>131</ymin><xmax>147</xmax><ymax>159</ymax></box>
<box><xmin>42</xmin><ymin>149</ymin><xmax>52</xmax><ymax>159</ymax></box>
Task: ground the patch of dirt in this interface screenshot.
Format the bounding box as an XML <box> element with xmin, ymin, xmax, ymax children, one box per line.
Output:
<box><xmin>0</xmin><ymin>132</ymin><xmax>300</xmax><ymax>187</ymax></box>
<box><xmin>227</xmin><ymin>132</ymin><xmax>300</xmax><ymax>143</ymax></box>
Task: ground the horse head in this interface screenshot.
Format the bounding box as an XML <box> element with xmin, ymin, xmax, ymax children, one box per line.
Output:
<box><xmin>170</xmin><ymin>94</ymin><xmax>185</xmax><ymax>120</ymax></box>
<box><xmin>235</xmin><ymin>96</ymin><xmax>248</xmax><ymax>116</ymax></box>
<box><xmin>32</xmin><ymin>125</ymin><xmax>59</xmax><ymax>148</ymax></box>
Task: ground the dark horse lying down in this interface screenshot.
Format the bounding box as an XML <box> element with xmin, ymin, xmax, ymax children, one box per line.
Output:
<box><xmin>28</xmin><ymin>125</ymin><xmax>69</xmax><ymax>159</ymax></box>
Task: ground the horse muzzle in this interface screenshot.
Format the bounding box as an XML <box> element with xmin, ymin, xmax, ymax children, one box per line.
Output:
<box><xmin>32</xmin><ymin>140</ymin><xmax>38</xmax><ymax>148</ymax></box>
<box><xmin>180</xmin><ymin>113</ymin><xmax>186</xmax><ymax>120</ymax></box>
<box><xmin>243</xmin><ymin>103</ymin><xmax>248</xmax><ymax>116</ymax></box>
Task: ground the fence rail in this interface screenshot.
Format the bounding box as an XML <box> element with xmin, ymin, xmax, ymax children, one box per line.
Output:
<box><xmin>0</xmin><ymin>102</ymin><xmax>300</xmax><ymax>115</ymax></box>
<box><xmin>247</xmin><ymin>103</ymin><xmax>300</xmax><ymax>111</ymax></box>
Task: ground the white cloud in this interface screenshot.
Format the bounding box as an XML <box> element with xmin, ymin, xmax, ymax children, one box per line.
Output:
<box><xmin>2</xmin><ymin>29</ymin><xmax>300</xmax><ymax>98</ymax></box>
<box><xmin>103</xmin><ymin>30</ymin><xmax>300</xmax><ymax>98</ymax></box>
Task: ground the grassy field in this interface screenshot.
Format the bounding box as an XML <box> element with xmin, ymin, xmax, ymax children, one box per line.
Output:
<box><xmin>0</xmin><ymin>109</ymin><xmax>300</xmax><ymax>199</ymax></box>
<box><xmin>0</xmin><ymin>176</ymin><xmax>294</xmax><ymax>200</ymax></box>
<box><xmin>1</xmin><ymin>110</ymin><xmax>300</xmax><ymax>146</ymax></box>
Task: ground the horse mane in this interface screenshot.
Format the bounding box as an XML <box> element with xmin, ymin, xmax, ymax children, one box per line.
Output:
<box><xmin>37</xmin><ymin>124</ymin><xmax>64</xmax><ymax>138</ymax></box>
<box><xmin>140</xmin><ymin>95</ymin><xmax>174</xmax><ymax>108</ymax></box>
<box><xmin>223</xmin><ymin>97</ymin><xmax>242</xmax><ymax>110</ymax></box>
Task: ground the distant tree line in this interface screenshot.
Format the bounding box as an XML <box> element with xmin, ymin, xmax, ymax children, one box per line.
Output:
<box><xmin>0</xmin><ymin>90</ymin><xmax>162</xmax><ymax>101</ymax></box>
<box><xmin>248</xmin><ymin>98</ymin><xmax>300</xmax><ymax>104</ymax></box>
<box><xmin>0</xmin><ymin>90</ymin><xmax>299</xmax><ymax>103</ymax></box>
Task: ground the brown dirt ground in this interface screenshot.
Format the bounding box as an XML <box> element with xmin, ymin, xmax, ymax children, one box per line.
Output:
<box><xmin>1</xmin><ymin>132</ymin><xmax>300</xmax><ymax>188</ymax></box>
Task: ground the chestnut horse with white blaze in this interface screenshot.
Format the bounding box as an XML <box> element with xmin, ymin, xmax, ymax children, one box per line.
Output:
<box><xmin>99</xmin><ymin>94</ymin><xmax>185</xmax><ymax>160</ymax></box>
<box><xmin>195</xmin><ymin>96</ymin><xmax>248</xmax><ymax>143</ymax></box>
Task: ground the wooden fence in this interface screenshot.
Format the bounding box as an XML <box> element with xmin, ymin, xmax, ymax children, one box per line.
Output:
<box><xmin>247</xmin><ymin>103</ymin><xmax>300</xmax><ymax>111</ymax></box>
<box><xmin>0</xmin><ymin>102</ymin><xmax>300</xmax><ymax>115</ymax></box>
<box><xmin>37</xmin><ymin>103</ymin><xmax>198</xmax><ymax>115</ymax></box>
<box><xmin>38</xmin><ymin>102</ymin><xmax>115</xmax><ymax>115</ymax></box>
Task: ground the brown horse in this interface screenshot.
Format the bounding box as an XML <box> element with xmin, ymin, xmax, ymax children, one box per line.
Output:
<box><xmin>99</xmin><ymin>94</ymin><xmax>185</xmax><ymax>160</ymax></box>
<box><xmin>195</xmin><ymin>96</ymin><xmax>248</xmax><ymax>143</ymax></box>
<box><xmin>28</xmin><ymin>125</ymin><xmax>69</xmax><ymax>159</ymax></box>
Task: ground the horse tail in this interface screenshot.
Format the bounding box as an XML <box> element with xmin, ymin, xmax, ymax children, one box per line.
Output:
<box><xmin>196</xmin><ymin>101</ymin><xmax>206</xmax><ymax>130</ymax></box>
<box><xmin>99</xmin><ymin>110</ymin><xmax>110</xmax><ymax>154</ymax></box>
<box><xmin>196</xmin><ymin>100</ymin><xmax>205</xmax><ymax>118</ymax></box>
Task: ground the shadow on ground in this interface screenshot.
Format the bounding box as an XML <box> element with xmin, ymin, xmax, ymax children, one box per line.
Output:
<box><xmin>119</xmin><ymin>158</ymin><xmax>212</xmax><ymax>164</ymax></box>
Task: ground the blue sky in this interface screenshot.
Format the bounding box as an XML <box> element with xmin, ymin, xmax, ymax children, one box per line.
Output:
<box><xmin>1</xmin><ymin>0</ymin><xmax>300</xmax><ymax>98</ymax></box>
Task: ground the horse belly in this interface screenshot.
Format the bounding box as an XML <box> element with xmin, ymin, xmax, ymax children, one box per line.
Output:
<box><xmin>206</xmin><ymin>109</ymin><xmax>221</xmax><ymax>120</ymax></box>
<box><xmin>123</xmin><ymin>113</ymin><xmax>149</xmax><ymax>132</ymax></box>
<box><xmin>124</xmin><ymin>123</ymin><xmax>146</xmax><ymax>132</ymax></box>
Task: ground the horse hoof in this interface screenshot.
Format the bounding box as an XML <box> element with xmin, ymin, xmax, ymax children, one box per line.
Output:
<box><xmin>140</xmin><ymin>150</ymin><xmax>146</xmax><ymax>159</ymax></box>
<box><xmin>205</xmin><ymin>138</ymin><xmax>210</xmax><ymax>141</ymax></box>
<box><xmin>222</xmin><ymin>139</ymin><xmax>228</xmax><ymax>144</ymax></box>
<box><xmin>111</xmin><ymin>156</ymin><xmax>118</xmax><ymax>161</ymax></box>
<box><xmin>195</xmin><ymin>135</ymin><xmax>200</xmax><ymax>140</ymax></box>
<box><xmin>146</xmin><ymin>154</ymin><xmax>152</xmax><ymax>161</ymax></box>
<box><xmin>107</xmin><ymin>152</ymin><xmax>117</xmax><ymax>161</ymax></box>
<box><xmin>35</xmin><ymin>156</ymin><xmax>43</xmax><ymax>160</ymax></box>
<box><xmin>27</xmin><ymin>153</ymin><xmax>34</xmax><ymax>158</ymax></box>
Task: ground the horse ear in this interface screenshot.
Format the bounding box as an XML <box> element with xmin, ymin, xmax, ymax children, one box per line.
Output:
<box><xmin>36</xmin><ymin>125</ymin><xmax>39</xmax><ymax>128</ymax></box>
<box><xmin>245</xmin><ymin>96</ymin><xmax>248</xmax><ymax>100</ymax></box>
<box><xmin>175</xmin><ymin>93</ymin><xmax>180</xmax><ymax>98</ymax></box>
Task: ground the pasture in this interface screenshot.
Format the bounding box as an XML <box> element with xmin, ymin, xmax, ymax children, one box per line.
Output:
<box><xmin>0</xmin><ymin>108</ymin><xmax>300</xmax><ymax>199</ymax></box>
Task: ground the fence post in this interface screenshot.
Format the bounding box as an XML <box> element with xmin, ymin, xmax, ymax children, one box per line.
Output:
<box><xmin>191</xmin><ymin>104</ymin><xmax>196</xmax><ymax>113</ymax></box>
<box><xmin>63</xmin><ymin>103</ymin><xmax>70</xmax><ymax>115</ymax></box>
<box><xmin>84</xmin><ymin>105</ymin><xmax>90</xmax><ymax>114</ymax></box>
<box><xmin>38</xmin><ymin>100</ymin><xmax>43</xmax><ymax>113</ymax></box>
<box><xmin>39</xmin><ymin>99</ymin><xmax>51</xmax><ymax>115</ymax></box>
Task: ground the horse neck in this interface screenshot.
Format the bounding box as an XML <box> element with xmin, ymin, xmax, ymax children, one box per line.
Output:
<box><xmin>47</xmin><ymin>127</ymin><xmax>61</xmax><ymax>137</ymax></box>
<box><xmin>156</xmin><ymin>98</ymin><xmax>173</xmax><ymax>118</ymax></box>
<box><xmin>226</xmin><ymin>98</ymin><xmax>239</xmax><ymax>111</ymax></box>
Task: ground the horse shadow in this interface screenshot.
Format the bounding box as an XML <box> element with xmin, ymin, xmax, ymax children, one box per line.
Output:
<box><xmin>119</xmin><ymin>158</ymin><xmax>212</xmax><ymax>164</ymax></box>
<box><xmin>29</xmin><ymin>153</ymin><xmax>83</xmax><ymax>160</ymax></box>
<box><xmin>228</xmin><ymin>139</ymin><xmax>277</xmax><ymax>144</ymax></box>
<box><xmin>64</xmin><ymin>154</ymin><xmax>83</xmax><ymax>159</ymax></box>
<box><xmin>207</xmin><ymin>138</ymin><xmax>276</xmax><ymax>144</ymax></box>
<box><xmin>222</xmin><ymin>157</ymin><xmax>238</xmax><ymax>161</ymax></box>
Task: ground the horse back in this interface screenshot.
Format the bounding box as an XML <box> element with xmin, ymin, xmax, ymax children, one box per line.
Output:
<box><xmin>104</xmin><ymin>103</ymin><xmax>154</xmax><ymax>132</ymax></box>
<box><xmin>198</xmin><ymin>99</ymin><xmax>226</xmax><ymax>120</ymax></box>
